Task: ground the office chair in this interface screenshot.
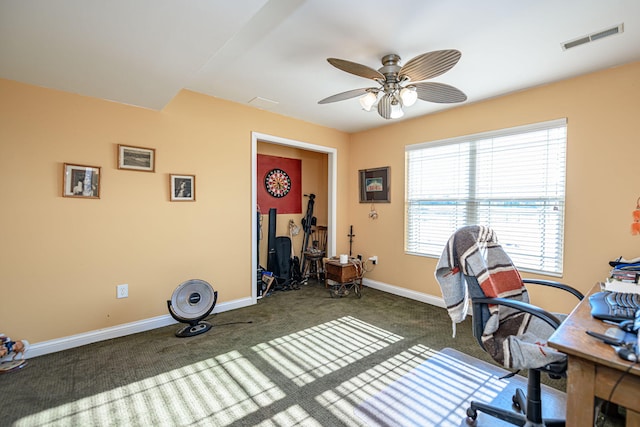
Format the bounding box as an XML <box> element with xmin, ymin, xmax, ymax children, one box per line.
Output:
<box><xmin>435</xmin><ymin>225</ymin><xmax>583</xmax><ymax>426</ymax></box>
<box><xmin>303</xmin><ymin>225</ymin><xmax>327</xmax><ymax>281</ymax></box>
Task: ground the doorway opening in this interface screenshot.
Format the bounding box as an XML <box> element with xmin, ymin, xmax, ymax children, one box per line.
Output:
<box><xmin>251</xmin><ymin>132</ymin><xmax>337</xmax><ymax>302</ymax></box>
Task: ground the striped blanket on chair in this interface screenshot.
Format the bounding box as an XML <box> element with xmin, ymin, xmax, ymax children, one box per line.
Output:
<box><xmin>434</xmin><ymin>225</ymin><xmax>564</xmax><ymax>370</ymax></box>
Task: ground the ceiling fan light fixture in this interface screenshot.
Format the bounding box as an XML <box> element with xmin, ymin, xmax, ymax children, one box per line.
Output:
<box><xmin>359</xmin><ymin>91</ymin><xmax>377</xmax><ymax>111</ymax></box>
<box><xmin>400</xmin><ymin>86</ymin><xmax>417</xmax><ymax>107</ymax></box>
<box><xmin>390</xmin><ymin>98</ymin><xmax>404</xmax><ymax>119</ymax></box>
<box><xmin>321</xmin><ymin>49</ymin><xmax>466</xmax><ymax>120</ymax></box>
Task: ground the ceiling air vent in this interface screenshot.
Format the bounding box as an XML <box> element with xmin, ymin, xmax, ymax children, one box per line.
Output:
<box><xmin>248</xmin><ymin>96</ymin><xmax>279</xmax><ymax>110</ymax></box>
<box><xmin>561</xmin><ymin>23</ymin><xmax>624</xmax><ymax>50</ymax></box>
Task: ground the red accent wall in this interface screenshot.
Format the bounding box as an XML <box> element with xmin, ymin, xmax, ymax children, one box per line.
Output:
<box><xmin>257</xmin><ymin>154</ymin><xmax>302</xmax><ymax>214</ymax></box>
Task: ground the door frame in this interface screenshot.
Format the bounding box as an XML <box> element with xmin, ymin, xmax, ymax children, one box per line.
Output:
<box><xmin>251</xmin><ymin>132</ymin><xmax>337</xmax><ymax>302</ymax></box>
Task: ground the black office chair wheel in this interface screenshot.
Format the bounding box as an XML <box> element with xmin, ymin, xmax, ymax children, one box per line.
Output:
<box><xmin>512</xmin><ymin>394</ymin><xmax>521</xmax><ymax>410</ymax></box>
<box><xmin>512</xmin><ymin>388</ymin><xmax>526</xmax><ymax>413</ymax></box>
<box><xmin>466</xmin><ymin>407</ymin><xmax>478</xmax><ymax>424</ymax></box>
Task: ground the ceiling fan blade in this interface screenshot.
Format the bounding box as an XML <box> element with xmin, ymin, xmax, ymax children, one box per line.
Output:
<box><xmin>414</xmin><ymin>82</ymin><xmax>467</xmax><ymax>103</ymax></box>
<box><xmin>400</xmin><ymin>50</ymin><xmax>461</xmax><ymax>82</ymax></box>
<box><xmin>318</xmin><ymin>88</ymin><xmax>372</xmax><ymax>104</ymax></box>
<box><xmin>327</xmin><ymin>58</ymin><xmax>385</xmax><ymax>81</ymax></box>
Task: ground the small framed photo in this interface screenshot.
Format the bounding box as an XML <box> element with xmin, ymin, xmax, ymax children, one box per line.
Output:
<box><xmin>359</xmin><ymin>166</ymin><xmax>390</xmax><ymax>203</ymax></box>
<box><xmin>118</xmin><ymin>144</ymin><xmax>155</xmax><ymax>172</ymax></box>
<box><xmin>63</xmin><ymin>163</ymin><xmax>101</xmax><ymax>199</ymax></box>
<box><xmin>170</xmin><ymin>174</ymin><xmax>195</xmax><ymax>201</ymax></box>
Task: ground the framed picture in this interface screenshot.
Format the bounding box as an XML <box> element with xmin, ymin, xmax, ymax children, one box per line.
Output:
<box><xmin>118</xmin><ymin>144</ymin><xmax>155</xmax><ymax>172</ymax></box>
<box><xmin>63</xmin><ymin>163</ymin><xmax>101</xmax><ymax>199</ymax></box>
<box><xmin>359</xmin><ymin>166</ymin><xmax>390</xmax><ymax>203</ymax></box>
<box><xmin>170</xmin><ymin>174</ymin><xmax>195</xmax><ymax>201</ymax></box>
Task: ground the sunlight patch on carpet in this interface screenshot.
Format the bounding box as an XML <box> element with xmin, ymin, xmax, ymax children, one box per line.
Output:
<box><xmin>15</xmin><ymin>350</ymin><xmax>285</xmax><ymax>427</ymax></box>
<box><xmin>254</xmin><ymin>404</ymin><xmax>324</xmax><ymax>427</ymax></box>
<box><xmin>353</xmin><ymin>348</ymin><xmax>508</xmax><ymax>426</ymax></box>
<box><xmin>252</xmin><ymin>316</ymin><xmax>403</xmax><ymax>386</ymax></box>
<box><xmin>316</xmin><ymin>344</ymin><xmax>438</xmax><ymax>426</ymax></box>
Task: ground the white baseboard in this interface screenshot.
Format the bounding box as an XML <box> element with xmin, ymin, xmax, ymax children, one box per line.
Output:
<box><xmin>21</xmin><ymin>296</ymin><xmax>254</xmax><ymax>360</ymax></box>
<box><xmin>20</xmin><ymin>282</ymin><xmax>445</xmax><ymax>360</ymax></box>
<box><xmin>363</xmin><ymin>278</ymin><xmax>446</xmax><ymax>308</ymax></box>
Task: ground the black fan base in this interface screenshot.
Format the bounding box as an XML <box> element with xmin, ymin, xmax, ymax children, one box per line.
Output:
<box><xmin>175</xmin><ymin>321</ymin><xmax>212</xmax><ymax>338</ymax></box>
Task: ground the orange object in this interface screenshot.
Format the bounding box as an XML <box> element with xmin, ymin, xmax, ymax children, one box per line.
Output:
<box><xmin>632</xmin><ymin>197</ymin><xmax>640</xmax><ymax>235</ymax></box>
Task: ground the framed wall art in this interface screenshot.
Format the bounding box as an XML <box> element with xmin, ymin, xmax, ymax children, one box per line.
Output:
<box><xmin>63</xmin><ymin>163</ymin><xmax>101</xmax><ymax>199</ymax></box>
<box><xmin>170</xmin><ymin>174</ymin><xmax>195</xmax><ymax>202</ymax></box>
<box><xmin>359</xmin><ymin>166</ymin><xmax>390</xmax><ymax>203</ymax></box>
<box><xmin>118</xmin><ymin>144</ymin><xmax>155</xmax><ymax>172</ymax></box>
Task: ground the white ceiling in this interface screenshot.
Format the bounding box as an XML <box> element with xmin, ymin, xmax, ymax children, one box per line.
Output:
<box><xmin>1</xmin><ymin>0</ymin><xmax>639</xmax><ymax>133</ymax></box>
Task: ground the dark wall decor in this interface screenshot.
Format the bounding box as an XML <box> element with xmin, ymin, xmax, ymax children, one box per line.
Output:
<box><xmin>257</xmin><ymin>154</ymin><xmax>302</xmax><ymax>214</ymax></box>
<box><xmin>359</xmin><ymin>166</ymin><xmax>390</xmax><ymax>203</ymax></box>
<box><xmin>170</xmin><ymin>174</ymin><xmax>195</xmax><ymax>202</ymax></box>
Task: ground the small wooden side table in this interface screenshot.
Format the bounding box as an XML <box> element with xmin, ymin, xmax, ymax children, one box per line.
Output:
<box><xmin>324</xmin><ymin>259</ymin><xmax>362</xmax><ymax>289</ymax></box>
<box><xmin>324</xmin><ymin>259</ymin><xmax>363</xmax><ymax>298</ymax></box>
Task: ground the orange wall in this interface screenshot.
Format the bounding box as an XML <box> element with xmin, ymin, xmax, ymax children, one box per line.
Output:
<box><xmin>0</xmin><ymin>81</ymin><xmax>349</xmax><ymax>342</ymax></box>
<box><xmin>2</xmin><ymin>61</ymin><xmax>639</xmax><ymax>344</ymax></box>
<box><xmin>348</xmin><ymin>61</ymin><xmax>640</xmax><ymax>313</ymax></box>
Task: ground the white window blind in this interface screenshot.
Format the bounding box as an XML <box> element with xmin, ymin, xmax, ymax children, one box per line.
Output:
<box><xmin>405</xmin><ymin>119</ymin><xmax>567</xmax><ymax>275</ymax></box>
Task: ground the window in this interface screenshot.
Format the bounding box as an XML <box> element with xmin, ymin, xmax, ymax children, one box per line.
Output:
<box><xmin>405</xmin><ymin>119</ymin><xmax>567</xmax><ymax>275</ymax></box>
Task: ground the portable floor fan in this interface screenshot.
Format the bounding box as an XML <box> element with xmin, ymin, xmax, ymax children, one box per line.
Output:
<box><xmin>167</xmin><ymin>279</ymin><xmax>218</xmax><ymax>337</ymax></box>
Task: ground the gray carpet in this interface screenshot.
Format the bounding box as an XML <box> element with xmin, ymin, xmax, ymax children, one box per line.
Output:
<box><xmin>0</xmin><ymin>280</ymin><xmax>607</xmax><ymax>426</ymax></box>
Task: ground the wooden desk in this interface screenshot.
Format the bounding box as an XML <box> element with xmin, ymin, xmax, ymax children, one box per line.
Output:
<box><xmin>548</xmin><ymin>283</ymin><xmax>640</xmax><ymax>427</ymax></box>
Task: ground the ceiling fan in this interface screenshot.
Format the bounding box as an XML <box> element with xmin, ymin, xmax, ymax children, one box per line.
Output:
<box><xmin>318</xmin><ymin>50</ymin><xmax>467</xmax><ymax>119</ymax></box>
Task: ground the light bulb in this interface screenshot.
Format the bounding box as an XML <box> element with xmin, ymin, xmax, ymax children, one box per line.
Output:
<box><xmin>400</xmin><ymin>86</ymin><xmax>417</xmax><ymax>107</ymax></box>
<box><xmin>390</xmin><ymin>99</ymin><xmax>404</xmax><ymax>118</ymax></box>
<box><xmin>359</xmin><ymin>91</ymin><xmax>377</xmax><ymax>111</ymax></box>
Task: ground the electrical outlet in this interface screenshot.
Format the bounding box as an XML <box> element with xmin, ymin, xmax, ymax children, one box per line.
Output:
<box><xmin>117</xmin><ymin>284</ymin><xmax>128</xmax><ymax>299</ymax></box>
<box><xmin>357</xmin><ymin>254</ymin><xmax>362</xmax><ymax>260</ymax></box>
<box><xmin>369</xmin><ymin>255</ymin><xmax>378</xmax><ymax>265</ymax></box>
